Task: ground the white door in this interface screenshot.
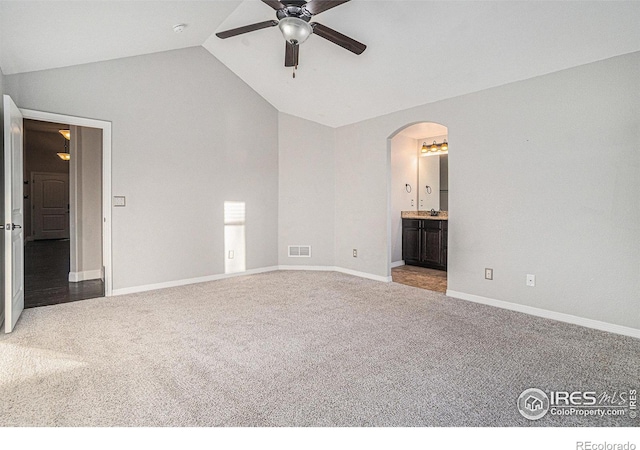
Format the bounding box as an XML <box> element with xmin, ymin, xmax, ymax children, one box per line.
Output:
<box><xmin>32</xmin><ymin>172</ymin><xmax>70</xmax><ymax>240</ymax></box>
<box><xmin>3</xmin><ymin>95</ymin><xmax>25</xmax><ymax>333</ymax></box>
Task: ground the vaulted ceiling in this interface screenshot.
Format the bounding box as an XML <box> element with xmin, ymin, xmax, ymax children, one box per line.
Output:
<box><xmin>2</xmin><ymin>1</ymin><xmax>640</xmax><ymax>127</ymax></box>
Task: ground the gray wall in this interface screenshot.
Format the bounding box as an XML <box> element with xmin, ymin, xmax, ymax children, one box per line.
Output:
<box><xmin>278</xmin><ymin>113</ymin><xmax>335</xmax><ymax>266</ymax></box>
<box><xmin>5</xmin><ymin>47</ymin><xmax>279</xmax><ymax>290</ymax></box>
<box><xmin>390</xmin><ymin>134</ymin><xmax>417</xmax><ymax>263</ymax></box>
<box><xmin>78</xmin><ymin>127</ymin><xmax>102</xmax><ymax>274</ymax></box>
<box><xmin>0</xmin><ymin>70</ymin><xmax>5</xmax><ymax>325</ymax></box>
<box><xmin>334</xmin><ymin>51</ymin><xmax>640</xmax><ymax>330</ymax></box>
<box><xmin>69</xmin><ymin>125</ymin><xmax>102</xmax><ymax>276</ymax></box>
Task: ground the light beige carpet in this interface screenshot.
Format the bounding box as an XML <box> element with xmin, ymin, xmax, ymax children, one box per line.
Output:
<box><xmin>0</xmin><ymin>271</ymin><xmax>638</xmax><ymax>427</ymax></box>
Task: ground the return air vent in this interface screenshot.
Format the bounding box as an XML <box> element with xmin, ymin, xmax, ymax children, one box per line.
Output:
<box><xmin>288</xmin><ymin>245</ymin><xmax>312</xmax><ymax>258</ymax></box>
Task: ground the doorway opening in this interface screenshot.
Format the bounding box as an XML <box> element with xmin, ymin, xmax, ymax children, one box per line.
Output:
<box><xmin>23</xmin><ymin>119</ymin><xmax>104</xmax><ymax>308</ymax></box>
<box><xmin>388</xmin><ymin>122</ymin><xmax>449</xmax><ymax>293</ymax></box>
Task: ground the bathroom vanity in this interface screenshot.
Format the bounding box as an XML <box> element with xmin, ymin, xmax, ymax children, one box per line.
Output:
<box><xmin>401</xmin><ymin>212</ymin><xmax>448</xmax><ymax>271</ymax></box>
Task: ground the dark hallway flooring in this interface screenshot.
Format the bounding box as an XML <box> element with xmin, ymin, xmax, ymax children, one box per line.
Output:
<box><xmin>25</xmin><ymin>239</ymin><xmax>104</xmax><ymax>309</ymax></box>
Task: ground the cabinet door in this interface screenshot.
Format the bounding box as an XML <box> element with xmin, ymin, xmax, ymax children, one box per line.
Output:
<box><xmin>402</xmin><ymin>226</ymin><xmax>421</xmax><ymax>262</ymax></box>
<box><xmin>442</xmin><ymin>221</ymin><xmax>448</xmax><ymax>268</ymax></box>
<box><xmin>421</xmin><ymin>227</ymin><xmax>442</xmax><ymax>265</ymax></box>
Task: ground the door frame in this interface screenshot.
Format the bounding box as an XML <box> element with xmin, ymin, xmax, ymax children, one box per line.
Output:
<box><xmin>386</xmin><ymin>121</ymin><xmax>450</xmax><ymax>280</ymax></box>
<box><xmin>21</xmin><ymin>109</ymin><xmax>113</xmax><ymax>297</ymax></box>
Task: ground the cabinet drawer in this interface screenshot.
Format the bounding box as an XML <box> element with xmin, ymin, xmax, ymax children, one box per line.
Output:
<box><xmin>422</xmin><ymin>219</ymin><xmax>442</xmax><ymax>229</ymax></box>
<box><xmin>402</xmin><ymin>219</ymin><xmax>421</xmax><ymax>228</ymax></box>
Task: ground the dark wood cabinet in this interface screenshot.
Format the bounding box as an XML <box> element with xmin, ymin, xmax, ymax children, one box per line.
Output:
<box><xmin>402</xmin><ymin>220</ymin><xmax>421</xmax><ymax>263</ymax></box>
<box><xmin>402</xmin><ymin>218</ymin><xmax>448</xmax><ymax>271</ymax></box>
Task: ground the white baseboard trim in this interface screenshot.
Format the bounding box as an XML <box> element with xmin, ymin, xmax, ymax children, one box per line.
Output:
<box><xmin>278</xmin><ymin>265</ymin><xmax>335</xmax><ymax>272</ymax></box>
<box><xmin>112</xmin><ymin>266</ymin><xmax>280</xmax><ymax>296</ymax></box>
<box><xmin>390</xmin><ymin>260</ymin><xmax>405</xmax><ymax>268</ymax></box>
<box><xmin>446</xmin><ymin>290</ymin><xmax>640</xmax><ymax>340</ymax></box>
<box><xmin>69</xmin><ymin>270</ymin><xmax>103</xmax><ymax>282</ymax></box>
<box><xmin>333</xmin><ymin>267</ymin><xmax>392</xmax><ymax>283</ymax></box>
<box><xmin>112</xmin><ymin>265</ymin><xmax>393</xmax><ymax>297</ymax></box>
<box><xmin>279</xmin><ymin>265</ymin><xmax>392</xmax><ymax>283</ymax></box>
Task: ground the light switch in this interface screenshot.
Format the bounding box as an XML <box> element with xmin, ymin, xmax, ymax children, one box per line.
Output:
<box><xmin>113</xmin><ymin>196</ymin><xmax>126</xmax><ymax>207</ymax></box>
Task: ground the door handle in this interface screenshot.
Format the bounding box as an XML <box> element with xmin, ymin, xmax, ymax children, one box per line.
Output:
<box><xmin>11</xmin><ymin>224</ymin><xmax>22</xmax><ymax>230</ymax></box>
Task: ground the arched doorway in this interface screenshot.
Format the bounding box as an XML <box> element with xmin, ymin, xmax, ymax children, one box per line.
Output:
<box><xmin>387</xmin><ymin>122</ymin><xmax>449</xmax><ymax>292</ymax></box>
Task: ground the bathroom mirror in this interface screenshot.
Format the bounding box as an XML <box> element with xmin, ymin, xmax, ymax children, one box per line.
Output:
<box><xmin>418</xmin><ymin>153</ymin><xmax>448</xmax><ymax>212</ymax></box>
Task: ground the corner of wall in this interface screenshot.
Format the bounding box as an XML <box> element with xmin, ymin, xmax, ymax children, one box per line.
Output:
<box><xmin>278</xmin><ymin>113</ymin><xmax>337</xmax><ymax>268</ymax></box>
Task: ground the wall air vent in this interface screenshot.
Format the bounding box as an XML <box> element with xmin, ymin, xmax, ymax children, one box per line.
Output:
<box><xmin>288</xmin><ymin>245</ymin><xmax>312</xmax><ymax>258</ymax></box>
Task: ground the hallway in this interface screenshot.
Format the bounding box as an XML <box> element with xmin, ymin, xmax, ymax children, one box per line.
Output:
<box><xmin>24</xmin><ymin>239</ymin><xmax>104</xmax><ymax>308</ymax></box>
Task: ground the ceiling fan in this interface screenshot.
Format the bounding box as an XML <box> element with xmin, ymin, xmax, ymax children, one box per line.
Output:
<box><xmin>216</xmin><ymin>0</ymin><xmax>366</xmax><ymax>75</ymax></box>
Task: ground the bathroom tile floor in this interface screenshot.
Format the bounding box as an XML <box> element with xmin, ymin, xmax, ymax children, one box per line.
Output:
<box><xmin>391</xmin><ymin>265</ymin><xmax>447</xmax><ymax>293</ymax></box>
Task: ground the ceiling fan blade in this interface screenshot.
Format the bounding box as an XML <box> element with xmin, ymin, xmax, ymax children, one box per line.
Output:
<box><xmin>311</xmin><ymin>22</ymin><xmax>366</xmax><ymax>54</ymax></box>
<box><xmin>216</xmin><ymin>20</ymin><xmax>278</xmax><ymax>39</ymax></box>
<box><xmin>262</xmin><ymin>0</ymin><xmax>287</xmax><ymax>10</ymax></box>
<box><xmin>285</xmin><ymin>41</ymin><xmax>300</xmax><ymax>67</ymax></box>
<box><xmin>304</xmin><ymin>0</ymin><xmax>350</xmax><ymax>15</ymax></box>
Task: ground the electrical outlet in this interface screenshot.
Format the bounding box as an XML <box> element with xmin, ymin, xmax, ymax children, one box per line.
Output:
<box><xmin>228</xmin><ymin>250</ymin><xmax>234</xmax><ymax>259</ymax></box>
<box><xmin>353</xmin><ymin>249</ymin><xmax>357</xmax><ymax>258</ymax></box>
<box><xmin>485</xmin><ymin>268</ymin><xmax>493</xmax><ymax>280</ymax></box>
<box><xmin>526</xmin><ymin>274</ymin><xmax>535</xmax><ymax>287</ymax></box>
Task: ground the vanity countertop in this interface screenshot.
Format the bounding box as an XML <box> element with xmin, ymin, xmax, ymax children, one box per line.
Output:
<box><xmin>401</xmin><ymin>211</ymin><xmax>448</xmax><ymax>220</ymax></box>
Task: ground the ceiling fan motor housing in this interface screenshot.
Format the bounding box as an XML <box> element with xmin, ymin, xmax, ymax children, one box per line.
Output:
<box><xmin>276</xmin><ymin>2</ymin><xmax>312</xmax><ymax>22</ymax></box>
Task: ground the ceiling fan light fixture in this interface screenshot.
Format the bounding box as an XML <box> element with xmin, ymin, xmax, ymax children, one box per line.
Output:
<box><xmin>278</xmin><ymin>17</ymin><xmax>312</xmax><ymax>44</ymax></box>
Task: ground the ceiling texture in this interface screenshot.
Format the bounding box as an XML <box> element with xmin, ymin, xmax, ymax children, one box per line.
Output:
<box><xmin>2</xmin><ymin>1</ymin><xmax>640</xmax><ymax>128</ymax></box>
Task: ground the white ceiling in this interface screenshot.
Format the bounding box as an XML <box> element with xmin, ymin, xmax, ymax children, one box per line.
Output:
<box><xmin>2</xmin><ymin>1</ymin><xmax>640</xmax><ymax>128</ymax></box>
<box><xmin>0</xmin><ymin>0</ymin><xmax>240</xmax><ymax>74</ymax></box>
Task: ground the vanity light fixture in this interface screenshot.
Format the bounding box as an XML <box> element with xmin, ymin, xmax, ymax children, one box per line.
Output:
<box><xmin>421</xmin><ymin>139</ymin><xmax>449</xmax><ymax>156</ymax></box>
<box><xmin>59</xmin><ymin>129</ymin><xmax>71</xmax><ymax>140</ymax></box>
